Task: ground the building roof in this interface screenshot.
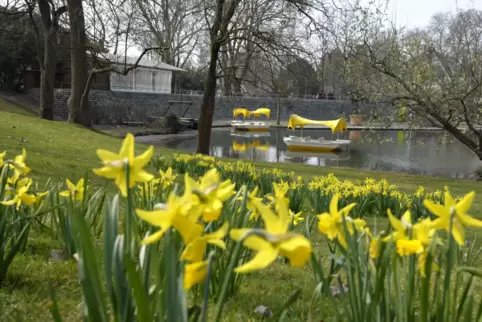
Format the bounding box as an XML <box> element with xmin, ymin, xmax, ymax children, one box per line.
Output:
<box><xmin>109</xmin><ymin>55</ymin><xmax>186</xmax><ymax>72</ymax></box>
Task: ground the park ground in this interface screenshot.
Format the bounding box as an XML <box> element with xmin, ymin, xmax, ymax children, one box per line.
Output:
<box><xmin>1</xmin><ymin>98</ymin><xmax>481</xmax><ymax>321</ymax></box>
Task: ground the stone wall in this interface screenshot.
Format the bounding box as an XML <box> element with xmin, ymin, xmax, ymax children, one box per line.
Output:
<box><xmin>29</xmin><ymin>88</ymin><xmax>377</xmax><ymax>125</ymax></box>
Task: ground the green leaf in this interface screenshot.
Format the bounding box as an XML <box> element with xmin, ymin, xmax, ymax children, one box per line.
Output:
<box><xmin>48</xmin><ymin>283</ymin><xmax>63</xmax><ymax>322</ymax></box>
<box><xmin>164</xmin><ymin>229</ymin><xmax>181</xmax><ymax>322</ymax></box>
<box><xmin>458</xmin><ymin>267</ymin><xmax>482</xmax><ymax>279</ymax></box>
<box><xmin>124</xmin><ymin>253</ymin><xmax>151</xmax><ymax>321</ymax></box>
<box><xmin>278</xmin><ymin>289</ymin><xmax>301</xmax><ymax>321</ymax></box>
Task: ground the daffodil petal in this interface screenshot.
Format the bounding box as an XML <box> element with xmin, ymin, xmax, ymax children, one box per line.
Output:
<box><xmin>396</xmin><ymin>239</ymin><xmax>423</xmax><ymax>256</ymax></box>
<box><xmin>59</xmin><ymin>191</ymin><xmax>71</xmax><ymax>197</ymax></box>
<box><xmin>96</xmin><ymin>149</ymin><xmax>121</xmax><ymax>162</ymax></box>
<box><xmin>136</xmin><ymin>208</ymin><xmax>170</xmax><ymax>227</ymax></box>
<box><xmin>181</xmin><ymin>239</ymin><xmax>207</xmax><ymax>262</ymax></box>
<box><xmin>318</xmin><ymin>213</ymin><xmax>337</xmax><ymax>240</ymax></box>
<box><xmin>184</xmin><ymin>261</ymin><xmax>208</xmax><ymax>290</ymax></box>
<box><xmin>133</xmin><ymin>170</ymin><xmax>154</xmax><ymax>184</ymax></box>
<box><xmin>451</xmin><ymin>220</ymin><xmax>465</xmax><ymax>246</ymax></box>
<box><xmin>329</xmin><ymin>193</ymin><xmax>340</xmax><ymax>215</ymax></box>
<box><xmin>424</xmin><ymin>200</ymin><xmax>450</xmax><ymax>218</ymax></box>
<box><xmin>339</xmin><ymin>202</ymin><xmax>357</xmax><ymax>216</ymax></box>
<box><xmin>205</xmin><ymin>222</ymin><xmax>229</xmax><ymax>241</ymax></box>
<box><xmin>278</xmin><ymin>235</ymin><xmax>312</xmax><ymax>267</ymax></box>
<box><xmin>93</xmin><ymin>167</ymin><xmax>119</xmax><ymax>179</ymax></box>
<box><xmin>141</xmin><ymin>229</ymin><xmax>166</xmax><ymax>245</ymax></box>
<box><xmin>1</xmin><ymin>198</ymin><xmax>17</xmax><ymax>206</ymax></box>
<box><xmin>444</xmin><ymin>187</ymin><xmax>455</xmax><ymax>207</ymax></box>
<box><xmin>207</xmin><ymin>239</ymin><xmax>226</xmax><ymax>249</ymax></box>
<box><xmin>115</xmin><ymin>174</ymin><xmax>128</xmax><ymax>196</ymax></box>
<box><xmin>230</xmin><ymin>229</ymin><xmax>271</xmax><ymax>251</ymax></box>
<box><xmin>387</xmin><ymin>209</ymin><xmax>405</xmax><ymax>233</ymax></box>
<box><xmin>253</xmin><ymin>200</ymin><xmax>283</xmax><ymax>234</ymax></box>
<box><xmin>19</xmin><ymin>193</ymin><xmax>36</xmax><ymax>206</ymax></box>
<box><xmin>119</xmin><ymin>133</ymin><xmax>135</xmax><ymax>161</ymax></box>
<box><xmin>77</xmin><ymin>178</ymin><xmax>85</xmax><ymax>190</ymax></box>
<box><xmin>457</xmin><ymin>212</ymin><xmax>482</xmax><ymax>228</ymax></box>
<box><xmin>66</xmin><ymin>179</ymin><xmax>75</xmax><ymax>191</ymax></box>
<box><xmin>234</xmin><ymin>248</ymin><xmax>278</xmax><ymax>273</ymax></box>
<box><xmin>173</xmin><ymin>217</ymin><xmax>204</xmax><ymax>245</ymax></box>
<box><xmin>456</xmin><ymin>191</ymin><xmax>475</xmax><ymax>215</ymax></box>
<box><xmin>133</xmin><ymin>146</ymin><xmax>154</xmax><ymax>169</ymax></box>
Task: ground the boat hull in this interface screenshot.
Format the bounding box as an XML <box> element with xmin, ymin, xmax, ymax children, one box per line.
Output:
<box><xmin>231</xmin><ymin>131</ymin><xmax>271</xmax><ymax>138</ymax></box>
<box><xmin>283</xmin><ymin>137</ymin><xmax>349</xmax><ymax>152</ymax></box>
<box><xmin>284</xmin><ymin>151</ymin><xmax>351</xmax><ymax>160</ymax></box>
<box><xmin>231</xmin><ymin>121</ymin><xmax>270</xmax><ymax>132</ymax></box>
<box><xmin>287</xmin><ymin>144</ymin><xmax>341</xmax><ymax>152</ymax></box>
<box><xmin>233</xmin><ymin>127</ymin><xmax>270</xmax><ymax>132</ymax></box>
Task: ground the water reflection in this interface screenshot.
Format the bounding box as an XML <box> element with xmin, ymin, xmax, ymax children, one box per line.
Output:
<box><xmin>152</xmin><ymin>128</ymin><xmax>482</xmax><ymax>178</ymax></box>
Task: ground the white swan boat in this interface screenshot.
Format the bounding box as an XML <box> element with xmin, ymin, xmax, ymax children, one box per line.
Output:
<box><xmin>284</xmin><ymin>115</ymin><xmax>350</xmax><ymax>152</ymax></box>
<box><xmin>230</xmin><ymin>131</ymin><xmax>271</xmax><ymax>138</ymax></box>
<box><xmin>231</xmin><ymin>108</ymin><xmax>271</xmax><ymax>132</ymax></box>
<box><xmin>284</xmin><ymin>150</ymin><xmax>351</xmax><ymax>160</ymax></box>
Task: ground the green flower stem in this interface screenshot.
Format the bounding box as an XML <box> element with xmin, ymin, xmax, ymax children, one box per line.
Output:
<box><xmin>125</xmin><ymin>162</ymin><xmax>134</xmax><ymax>256</ymax></box>
<box><xmin>442</xmin><ymin>210</ymin><xmax>455</xmax><ymax>322</ymax></box>
<box><xmin>201</xmin><ymin>252</ymin><xmax>216</xmax><ymax>322</ymax></box>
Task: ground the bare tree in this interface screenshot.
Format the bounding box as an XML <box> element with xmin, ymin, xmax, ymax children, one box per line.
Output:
<box><xmin>338</xmin><ymin>3</ymin><xmax>482</xmax><ymax>160</ymax></box>
<box><xmin>196</xmin><ymin>0</ymin><xmax>241</xmax><ymax>154</ymax></box>
<box><xmin>196</xmin><ymin>0</ymin><xmax>327</xmax><ymax>154</ymax></box>
<box><xmin>134</xmin><ymin>0</ymin><xmax>202</xmax><ymax>68</ymax></box>
<box><xmin>217</xmin><ymin>0</ymin><xmax>304</xmax><ymax>96</ymax></box>
<box><xmin>65</xmin><ymin>0</ymin><xmax>90</xmax><ymax>125</ymax></box>
<box><xmin>34</xmin><ymin>0</ymin><xmax>67</xmax><ymax>119</ymax></box>
<box><xmin>63</xmin><ymin>0</ymin><xmax>168</xmax><ymax>125</ymax></box>
<box><xmin>1</xmin><ymin>0</ymin><xmax>67</xmax><ymax>119</ymax></box>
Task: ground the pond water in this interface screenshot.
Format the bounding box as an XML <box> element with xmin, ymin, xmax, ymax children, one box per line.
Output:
<box><xmin>147</xmin><ymin>128</ymin><xmax>482</xmax><ymax>178</ymax></box>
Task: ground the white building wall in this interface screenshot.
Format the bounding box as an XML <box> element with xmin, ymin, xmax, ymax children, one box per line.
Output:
<box><xmin>110</xmin><ymin>68</ymin><xmax>172</xmax><ymax>93</ymax></box>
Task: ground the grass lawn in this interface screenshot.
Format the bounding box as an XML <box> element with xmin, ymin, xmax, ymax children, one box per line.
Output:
<box><xmin>0</xmin><ymin>100</ymin><xmax>481</xmax><ymax>321</ymax></box>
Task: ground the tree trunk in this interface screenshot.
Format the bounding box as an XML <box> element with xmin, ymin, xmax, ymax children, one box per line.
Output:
<box><xmin>67</xmin><ymin>0</ymin><xmax>90</xmax><ymax>127</ymax></box>
<box><xmin>39</xmin><ymin>29</ymin><xmax>57</xmax><ymax>120</ymax></box>
<box><xmin>196</xmin><ymin>43</ymin><xmax>221</xmax><ymax>154</ymax></box>
<box><xmin>276</xmin><ymin>94</ymin><xmax>281</xmax><ymax>125</ymax></box>
<box><xmin>232</xmin><ymin>78</ymin><xmax>243</xmax><ymax>95</ymax></box>
<box><xmin>37</xmin><ymin>0</ymin><xmax>65</xmax><ymax>120</ymax></box>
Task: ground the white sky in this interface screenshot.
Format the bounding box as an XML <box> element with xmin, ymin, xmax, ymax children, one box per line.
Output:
<box><xmin>391</xmin><ymin>0</ymin><xmax>482</xmax><ymax>28</ymax></box>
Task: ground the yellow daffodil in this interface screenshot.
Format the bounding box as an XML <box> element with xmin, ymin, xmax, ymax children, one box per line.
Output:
<box><xmin>239</xmin><ymin>186</ymin><xmax>262</xmax><ymax>221</ymax></box>
<box><xmin>2</xmin><ymin>178</ymin><xmax>36</xmax><ymax>209</ymax></box>
<box><xmin>8</xmin><ymin>149</ymin><xmax>30</xmax><ymax>181</ymax></box>
<box><xmin>384</xmin><ymin>209</ymin><xmax>412</xmax><ymax>241</ymax></box>
<box><xmin>139</xmin><ymin>179</ymin><xmax>160</xmax><ymax>196</ymax></box>
<box><xmin>267</xmin><ymin>182</ymin><xmax>289</xmax><ymax>211</ymax></box>
<box><xmin>385</xmin><ymin>209</ymin><xmax>427</xmax><ymax>257</ymax></box>
<box><xmin>395</xmin><ymin>239</ymin><xmax>423</xmax><ymax>256</ymax></box>
<box><xmin>35</xmin><ymin>191</ymin><xmax>49</xmax><ymax>206</ymax></box>
<box><xmin>370</xmin><ymin>236</ymin><xmax>381</xmax><ymax>259</ymax></box>
<box><xmin>93</xmin><ymin>133</ymin><xmax>154</xmax><ymax>196</ymax></box>
<box><xmin>0</xmin><ymin>151</ymin><xmax>6</xmax><ymax>167</ymax></box>
<box><xmin>136</xmin><ymin>193</ymin><xmax>204</xmax><ymax>245</ymax></box>
<box><xmin>413</xmin><ymin>218</ymin><xmax>436</xmax><ymax>246</ymax></box>
<box><xmin>230</xmin><ymin>199</ymin><xmax>312</xmax><ymax>273</ymax></box>
<box><xmin>413</xmin><ymin>218</ymin><xmax>437</xmax><ymax>277</ymax></box>
<box><xmin>159</xmin><ymin>167</ymin><xmax>177</xmax><ymax>188</ymax></box>
<box><xmin>181</xmin><ymin>222</ymin><xmax>229</xmax><ymax>262</ymax></box>
<box><xmin>289</xmin><ymin>210</ymin><xmax>304</xmax><ymax>226</ymax></box>
<box><xmin>184</xmin><ymin>260</ymin><xmax>208</xmax><ymax>290</ymax></box>
<box><xmin>183</xmin><ymin>169</ymin><xmax>235</xmax><ymax>222</ymax></box>
<box><xmin>59</xmin><ymin>178</ymin><xmax>85</xmax><ymax>201</ymax></box>
<box><xmin>318</xmin><ymin>193</ymin><xmax>364</xmax><ymax>248</ymax></box>
<box><xmin>424</xmin><ymin>187</ymin><xmax>482</xmax><ymax>245</ymax></box>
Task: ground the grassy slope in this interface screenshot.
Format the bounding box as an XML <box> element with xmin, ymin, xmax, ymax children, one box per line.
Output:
<box><xmin>1</xmin><ymin>100</ymin><xmax>481</xmax><ymax>321</ymax></box>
